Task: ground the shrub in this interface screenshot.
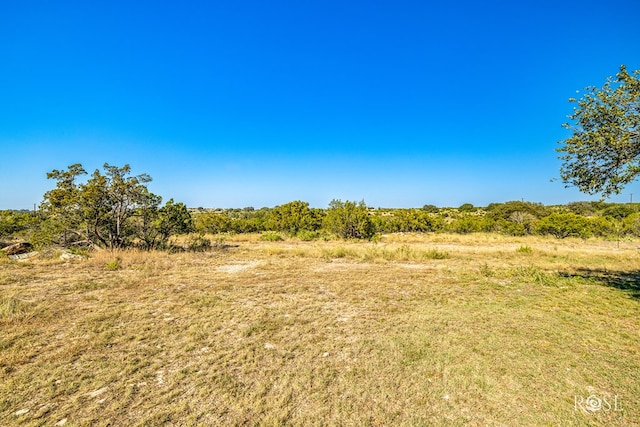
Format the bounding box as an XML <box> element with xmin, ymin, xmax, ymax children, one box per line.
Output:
<box><xmin>385</xmin><ymin>209</ymin><xmax>441</xmax><ymax>233</ymax></box>
<box><xmin>623</xmin><ymin>213</ymin><xmax>640</xmax><ymax>237</ymax></box>
<box><xmin>424</xmin><ymin>248</ymin><xmax>449</xmax><ymax>259</ymax></box>
<box><xmin>446</xmin><ymin>216</ymin><xmax>484</xmax><ymax>234</ymax></box>
<box><xmin>267</xmin><ymin>200</ymin><xmax>320</xmax><ymax>234</ymax></box>
<box><xmin>516</xmin><ymin>245</ymin><xmax>532</xmax><ymax>254</ymax></box>
<box><xmin>105</xmin><ymin>258</ymin><xmax>121</xmax><ymax>271</ymax></box>
<box><xmin>602</xmin><ymin>204</ymin><xmax>635</xmax><ymax>220</ymax></box>
<box><xmin>296</xmin><ymin>230</ymin><xmax>320</xmax><ymax>241</ymax></box>
<box><xmin>536</xmin><ymin>213</ymin><xmax>591</xmax><ymax>239</ymax></box>
<box><xmin>589</xmin><ymin>216</ymin><xmax>618</xmax><ymax>238</ymax></box>
<box><xmin>324</xmin><ymin>200</ymin><xmax>375</xmax><ymax>240</ymax></box>
<box><xmin>186</xmin><ymin>234</ymin><xmax>212</xmax><ymax>252</ymax></box>
<box><xmin>260</xmin><ymin>232</ymin><xmax>284</xmax><ymax>242</ymax></box>
<box><xmin>458</xmin><ymin>203</ymin><xmax>476</xmax><ymax>213</ymax></box>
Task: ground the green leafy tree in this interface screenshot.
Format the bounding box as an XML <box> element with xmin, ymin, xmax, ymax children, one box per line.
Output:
<box><xmin>324</xmin><ymin>199</ymin><xmax>375</xmax><ymax>240</ymax></box>
<box><xmin>565</xmin><ymin>201</ymin><xmax>603</xmax><ymax>216</ymax></box>
<box><xmin>42</xmin><ymin>163</ymin><xmax>191</xmax><ymax>250</ymax></box>
<box><xmin>134</xmin><ymin>189</ymin><xmax>164</xmax><ymax>249</ymax></box>
<box><xmin>486</xmin><ymin>201</ymin><xmax>549</xmax><ymax>220</ymax></box>
<box><xmin>422</xmin><ymin>204</ymin><xmax>439</xmax><ymax>213</ymax></box>
<box><xmin>40</xmin><ymin>163</ymin><xmax>87</xmax><ymax>245</ymax></box>
<box><xmin>536</xmin><ymin>213</ymin><xmax>591</xmax><ymax>239</ymax></box>
<box><xmin>386</xmin><ymin>209</ymin><xmax>441</xmax><ymax>232</ymax></box>
<box><xmin>0</xmin><ymin>210</ymin><xmax>38</xmax><ymax>239</ymax></box>
<box><xmin>602</xmin><ymin>204</ymin><xmax>635</xmax><ymax>220</ymax></box>
<box><xmin>76</xmin><ymin>164</ymin><xmax>154</xmax><ymax>249</ymax></box>
<box><xmin>267</xmin><ymin>200</ymin><xmax>319</xmax><ymax>234</ymax></box>
<box><xmin>558</xmin><ymin>65</ymin><xmax>640</xmax><ymax>197</ymax></box>
<box><xmin>458</xmin><ymin>203</ymin><xmax>476</xmax><ymax>213</ymax></box>
<box><xmin>195</xmin><ymin>212</ymin><xmax>232</xmax><ymax>234</ymax></box>
<box><xmin>622</xmin><ymin>212</ymin><xmax>640</xmax><ymax>237</ymax></box>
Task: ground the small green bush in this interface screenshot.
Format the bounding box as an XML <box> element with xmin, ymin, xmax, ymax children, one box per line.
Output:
<box><xmin>260</xmin><ymin>232</ymin><xmax>284</xmax><ymax>242</ymax></box>
<box><xmin>324</xmin><ymin>200</ymin><xmax>375</xmax><ymax>240</ymax></box>
<box><xmin>516</xmin><ymin>245</ymin><xmax>532</xmax><ymax>254</ymax></box>
<box><xmin>296</xmin><ymin>230</ymin><xmax>320</xmax><ymax>241</ymax></box>
<box><xmin>424</xmin><ymin>248</ymin><xmax>449</xmax><ymax>259</ymax></box>
<box><xmin>105</xmin><ymin>258</ymin><xmax>121</xmax><ymax>271</ymax></box>
<box><xmin>186</xmin><ymin>234</ymin><xmax>212</xmax><ymax>252</ymax></box>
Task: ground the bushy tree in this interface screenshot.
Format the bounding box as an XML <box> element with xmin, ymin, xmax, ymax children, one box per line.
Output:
<box><xmin>267</xmin><ymin>200</ymin><xmax>319</xmax><ymax>234</ymax></box>
<box><xmin>536</xmin><ymin>212</ymin><xmax>591</xmax><ymax>239</ymax></box>
<box><xmin>195</xmin><ymin>212</ymin><xmax>232</xmax><ymax>234</ymax></box>
<box><xmin>446</xmin><ymin>215</ymin><xmax>492</xmax><ymax>234</ymax></box>
<box><xmin>486</xmin><ymin>201</ymin><xmax>549</xmax><ymax>221</ymax></box>
<box><xmin>0</xmin><ymin>210</ymin><xmax>37</xmax><ymax>239</ymax></box>
<box><xmin>622</xmin><ymin>212</ymin><xmax>640</xmax><ymax>237</ymax></box>
<box><xmin>602</xmin><ymin>204</ymin><xmax>635</xmax><ymax>220</ymax></box>
<box><xmin>558</xmin><ymin>65</ymin><xmax>640</xmax><ymax>197</ymax></box>
<box><xmin>41</xmin><ymin>163</ymin><xmax>192</xmax><ymax>250</ymax></box>
<box><xmin>324</xmin><ymin>200</ymin><xmax>374</xmax><ymax>240</ymax></box>
<box><xmin>382</xmin><ymin>209</ymin><xmax>441</xmax><ymax>233</ymax></box>
<box><xmin>565</xmin><ymin>201</ymin><xmax>603</xmax><ymax>216</ymax></box>
<box><xmin>588</xmin><ymin>216</ymin><xmax>618</xmax><ymax>238</ymax></box>
<box><xmin>458</xmin><ymin>203</ymin><xmax>476</xmax><ymax>213</ymax></box>
<box><xmin>41</xmin><ymin>163</ymin><xmax>87</xmax><ymax>245</ymax></box>
<box><xmin>136</xmin><ymin>198</ymin><xmax>194</xmax><ymax>249</ymax></box>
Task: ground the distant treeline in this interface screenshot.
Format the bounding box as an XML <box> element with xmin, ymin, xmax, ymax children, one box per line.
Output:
<box><xmin>8</xmin><ymin>162</ymin><xmax>637</xmax><ymax>252</ymax></box>
<box><xmin>193</xmin><ymin>199</ymin><xmax>638</xmax><ymax>240</ymax></box>
<box><xmin>3</xmin><ymin>199</ymin><xmax>640</xmax><ymax>248</ymax></box>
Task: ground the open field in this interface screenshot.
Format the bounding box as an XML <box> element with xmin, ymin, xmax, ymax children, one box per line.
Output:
<box><xmin>1</xmin><ymin>233</ymin><xmax>639</xmax><ymax>426</ymax></box>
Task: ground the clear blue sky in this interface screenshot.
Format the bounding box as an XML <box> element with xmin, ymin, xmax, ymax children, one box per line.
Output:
<box><xmin>1</xmin><ymin>0</ymin><xmax>639</xmax><ymax>209</ymax></box>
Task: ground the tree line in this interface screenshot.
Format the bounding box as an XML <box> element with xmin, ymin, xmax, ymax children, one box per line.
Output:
<box><xmin>3</xmin><ymin>163</ymin><xmax>640</xmax><ymax>250</ymax></box>
<box><xmin>193</xmin><ymin>200</ymin><xmax>640</xmax><ymax>240</ymax></box>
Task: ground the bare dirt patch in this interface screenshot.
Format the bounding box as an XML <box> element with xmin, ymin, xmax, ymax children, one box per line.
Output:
<box><xmin>215</xmin><ymin>260</ymin><xmax>260</xmax><ymax>273</ymax></box>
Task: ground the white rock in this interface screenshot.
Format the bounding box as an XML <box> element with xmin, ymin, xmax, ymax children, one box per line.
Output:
<box><xmin>88</xmin><ymin>387</ymin><xmax>108</xmax><ymax>398</ymax></box>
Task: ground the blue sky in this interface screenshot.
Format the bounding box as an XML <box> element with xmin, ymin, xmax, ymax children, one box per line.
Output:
<box><xmin>1</xmin><ymin>0</ymin><xmax>639</xmax><ymax>209</ymax></box>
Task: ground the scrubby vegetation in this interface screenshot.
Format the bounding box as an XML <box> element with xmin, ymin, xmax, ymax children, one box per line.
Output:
<box><xmin>6</xmin><ymin>188</ymin><xmax>640</xmax><ymax>249</ymax></box>
<box><xmin>189</xmin><ymin>200</ymin><xmax>640</xmax><ymax>242</ymax></box>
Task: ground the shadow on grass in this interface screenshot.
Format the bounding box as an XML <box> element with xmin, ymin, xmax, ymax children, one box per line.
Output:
<box><xmin>560</xmin><ymin>269</ymin><xmax>640</xmax><ymax>299</ymax></box>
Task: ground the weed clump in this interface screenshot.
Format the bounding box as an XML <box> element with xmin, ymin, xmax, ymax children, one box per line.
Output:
<box><xmin>516</xmin><ymin>245</ymin><xmax>532</xmax><ymax>254</ymax></box>
<box><xmin>105</xmin><ymin>258</ymin><xmax>121</xmax><ymax>271</ymax></box>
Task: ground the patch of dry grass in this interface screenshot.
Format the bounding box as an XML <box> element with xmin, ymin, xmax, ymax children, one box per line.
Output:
<box><xmin>1</xmin><ymin>234</ymin><xmax>639</xmax><ymax>425</ymax></box>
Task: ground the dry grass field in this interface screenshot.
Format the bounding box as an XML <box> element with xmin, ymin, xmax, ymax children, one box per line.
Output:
<box><xmin>1</xmin><ymin>233</ymin><xmax>639</xmax><ymax>426</ymax></box>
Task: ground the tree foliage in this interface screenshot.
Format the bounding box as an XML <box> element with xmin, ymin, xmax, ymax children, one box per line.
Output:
<box><xmin>558</xmin><ymin>65</ymin><xmax>640</xmax><ymax>197</ymax></box>
<box><xmin>41</xmin><ymin>163</ymin><xmax>193</xmax><ymax>249</ymax></box>
<box><xmin>268</xmin><ymin>200</ymin><xmax>320</xmax><ymax>234</ymax></box>
<box><xmin>536</xmin><ymin>212</ymin><xmax>591</xmax><ymax>239</ymax></box>
<box><xmin>324</xmin><ymin>200</ymin><xmax>375</xmax><ymax>240</ymax></box>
